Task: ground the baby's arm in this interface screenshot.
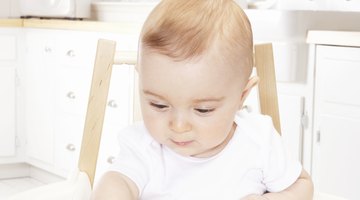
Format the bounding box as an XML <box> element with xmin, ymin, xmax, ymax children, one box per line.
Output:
<box><xmin>91</xmin><ymin>171</ymin><xmax>139</xmax><ymax>200</ymax></box>
<box><xmin>242</xmin><ymin>168</ymin><xmax>314</xmax><ymax>200</ymax></box>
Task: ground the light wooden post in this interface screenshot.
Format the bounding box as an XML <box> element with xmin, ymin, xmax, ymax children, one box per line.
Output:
<box><xmin>254</xmin><ymin>43</ymin><xmax>281</xmax><ymax>134</ymax></box>
<box><xmin>78</xmin><ymin>39</ymin><xmax>116</xmax><ymax>187</ymax></box>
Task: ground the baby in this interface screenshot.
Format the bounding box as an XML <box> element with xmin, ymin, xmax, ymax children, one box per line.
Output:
<box><xmin>92</xmin><ymin>0</ymin><xmax>313</xmax><ymax>199</ymax></box>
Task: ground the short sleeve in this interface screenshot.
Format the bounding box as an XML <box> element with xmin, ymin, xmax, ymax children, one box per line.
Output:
<box><xmin>108</xmin><ymin>125</ymin><xmax>152</xmax><ymax>195</ymax></box>
<box><xmin>262</xmin><ymin>124</ymin><xmax>302</xmax><ymax>192</ymax></box>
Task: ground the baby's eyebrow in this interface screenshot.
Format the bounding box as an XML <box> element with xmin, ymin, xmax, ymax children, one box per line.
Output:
<box><xmin>143</xmin><ymin>89</ymin><xmax>224</xmax><ymax>103</ymax></box>
<box><xmin>192</xmin><ymin>97</ymin><xmax>225</xmax><ymax>103</ymax></box>
<box><xmin>143</xmin><ymin>90</ymin><xmax>167</xmax><ymax>100</ymax></box>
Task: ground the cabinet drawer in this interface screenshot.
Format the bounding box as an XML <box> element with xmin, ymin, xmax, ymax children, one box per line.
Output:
<box><xmin>94</xmin><ymin>124</ymin><xmax>120</xmax><ymax>184</ymax></box>
<box><xmin>54</xmin><ymin>67</ymin><xmax>92</xmax><ymax>116</ymax></box>
<box><xmin>56</xmin><ymin>32</ymin><xmax>98</xmax><ymax>68</ymax></box>
<box><xmin>54</xmin><ymin>114</ymin><xmax>83</xmax><ymax>174</ymax></box>
<box><xmin>104</xmin><ymin>65</ymin><xmax>134</xmax><ymax>126</ymax></box>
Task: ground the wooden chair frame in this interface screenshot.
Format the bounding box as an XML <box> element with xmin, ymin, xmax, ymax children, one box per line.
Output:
<box><xmin>79</xmin><ymin>40</ymin><xmax>281</xmax><ymax>187</ymax></box>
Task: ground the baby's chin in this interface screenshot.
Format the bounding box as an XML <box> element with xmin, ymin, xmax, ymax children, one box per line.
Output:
<box><xmin>169</xmin><ymin>146</ymin><xmax>215</xmax><ymax>159</ymax></box>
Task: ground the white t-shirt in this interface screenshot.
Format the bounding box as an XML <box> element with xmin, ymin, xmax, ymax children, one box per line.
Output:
<box><xmin>109</xmin><ymin>111</ymin><xmax>302</xmax><ymax>200</ymax></box>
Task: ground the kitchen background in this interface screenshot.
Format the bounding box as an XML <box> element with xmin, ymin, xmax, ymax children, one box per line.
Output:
<box><xmin>0</xmin><ymin>0</ymin><xmax>360</xmax><ymax>199</ymax></box>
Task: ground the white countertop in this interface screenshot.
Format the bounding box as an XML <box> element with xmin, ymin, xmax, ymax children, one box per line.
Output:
<box><xmin>0</xmin><ymin>18</ymin><xmax>141</xmax><ymax>34</ymax></box>
<box><xmin>307</xmin><ymin>30</ymin><xmax>360</xmax><ymax>47</ymax></box>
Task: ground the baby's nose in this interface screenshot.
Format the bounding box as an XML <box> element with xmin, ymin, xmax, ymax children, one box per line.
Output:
<box><xmin>169</xmin><ymin>112</ymin><xmax>192</xmax><ymax>133</ymax></box>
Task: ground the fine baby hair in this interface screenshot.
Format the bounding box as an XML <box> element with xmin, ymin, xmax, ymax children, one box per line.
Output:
<box><xmin>140</xmin><ymin>0</ymin><xmax>253</xmax><ymax>78</ymax></box>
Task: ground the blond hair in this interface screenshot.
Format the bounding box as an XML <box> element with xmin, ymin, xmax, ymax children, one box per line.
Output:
<box><xmin>140</xmin><ymin>0</ymin><xmax>253</xmax><ymax>76</ymax></box>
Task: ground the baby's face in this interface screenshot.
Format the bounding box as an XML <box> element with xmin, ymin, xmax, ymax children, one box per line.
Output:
<box><xmin>138</xmin><ymin>52</ymin><xmax>247</xmax><ymax>158</ymax></box>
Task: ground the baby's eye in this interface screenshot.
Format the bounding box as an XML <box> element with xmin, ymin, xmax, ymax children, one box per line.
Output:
<box><xmin>150</xmin><ymin>102</ymin><xmax>169</xmax><ymax>110</ymax></box>
<box><xmin>195</xmin><ymin>108</ymin><xmax>215</xmax><ymax>114</ymax></box>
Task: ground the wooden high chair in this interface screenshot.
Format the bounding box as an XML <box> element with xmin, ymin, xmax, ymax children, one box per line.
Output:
<box><xmin>79</xmin><ymin>41</ymin><xmax>281</xmax><ymax>187</ymax></box>
<box><xmin>7</xmin><ymin>40</ymin><xmax>280</xmax><ymax>200</ymax></box>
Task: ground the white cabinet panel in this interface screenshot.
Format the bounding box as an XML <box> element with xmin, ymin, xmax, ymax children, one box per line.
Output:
<box><xmin>0</xmin><ymin>28</ymin><xmax>24</xmax><ymax>163</ymax></box>
<box><xmin>104</xmin><ymin>65</ymin><xmax>134</xmax><ymax>127</ymax></box>
<box><xmin>316</xmin><ymin>115</ymin><xmax>360</xmax><ymax>200</ymax></box>
<box><xmin>24</xmin><ymin>31</ymin><xmax>55</xmax><ymax>164</ymax></box>
<box><xmin>313</xmin><ymin>45</ymin><xmax>360</xmax><ymax>200</ymax></box>
<box><xmin>0</xmin><ymin>67</ymin><xmax>16</xmax><ymax>156</ymax></box>
<box><xmin>53</xmin><ymin>114</ymin><xmax>83</xmax><ymax>174</ymax></box>
<box><xmin>278</xmin><ymin>95</ymin><xmax>304</xmax><ymax>161</ymax></box>
<box><xmin>55</xmin><ymin>31</ymin><xmax>97</xmax><ymax>68</ymax></box>
<box><xmin>317</xmin><ymin>46</ymin><xmax>360</xmax><ymax>108</ymax></box>
<box><xmin>23</xmin><ymin>28</ymin><xmax>135</xmax><ymax>177</ymax></box>
<box><xmin>0</xmin><ymin>34</ymin><xmax>16</xmax><ymax>60</ymax></box>
<box><xmin>54</xmin><ymin>67</ymin><xmax>92</xmax><ymax>116</ymax></box>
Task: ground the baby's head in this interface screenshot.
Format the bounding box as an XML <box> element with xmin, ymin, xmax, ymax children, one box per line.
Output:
<box><xmin>137</xmin><ymin>0</ymin><xmax>256</xmax><ymax>158</ymax></box>
<box><xmin>139</xmin><ymin>0</ymin><xmax>253</xmax><ymax>80</ymax></box>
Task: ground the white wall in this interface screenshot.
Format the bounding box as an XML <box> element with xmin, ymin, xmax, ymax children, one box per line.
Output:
<box><xmin>0</xmin><ymin>0</ymin><xmax>21</xmax><ymax>18</ymax></box>
<box><xmin>246</xmin><ymin>9</ymin><xmax>360</xmax><ymax>83</ymax></box>
<box><xmin>0</xmin><ymin>0</ymin><xmax>10</xmax><ymax>18</ymax></box>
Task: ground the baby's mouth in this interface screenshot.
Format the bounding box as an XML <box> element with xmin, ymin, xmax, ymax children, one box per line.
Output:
<box><xmin>171</xmin><ymin>139</ymin><xmax>194</xmax><ymax>146</ymax></box>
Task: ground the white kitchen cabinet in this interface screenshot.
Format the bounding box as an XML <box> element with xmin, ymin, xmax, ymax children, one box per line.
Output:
<box><xmin>24</xmin><ymin>28</ymin><xmax>136</xmax><ymax>177</ymax></box>
<box><xmin>0</xmin><ymin>29</ymin><xmax>18</xmax><ymax>158</ymax></box>
<box><xmin>52</xmin><ymin>31</ymin><xmax>96</xmax><ymax>176</ymax></box>
<box><xmin>0</xmin><ymin>67</ymin><xmax>16</xmax><ymax>157</ymax></box>
<box><xmin>24</xmin><ymin>29</ymin><xmax>56</xmax><ymax>166</ymax></box>
<box><xmin>311</xmin><ymin>43</ymin><xmax>360</xmax><ymax>200</ymax></box>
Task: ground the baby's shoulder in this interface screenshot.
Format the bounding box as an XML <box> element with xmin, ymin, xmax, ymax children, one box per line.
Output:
<box><xmin>234</xmin><ymin>111</ymin><xmax>278</xmax><ymax>145</ymax></box>
<box><xmin>117</xmin><ymin>122</ymin><xmax>156</xmax><ymax>147</ymax></box>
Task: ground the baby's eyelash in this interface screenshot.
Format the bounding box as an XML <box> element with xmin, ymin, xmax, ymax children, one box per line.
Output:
<box><xmin>195</xmin><ymin>108</ymin><xmax>215</xmax><ymax>113</ymax></box>
<box><xmin>150</xmin><ymin>102</ymin><xmax>169</xmax><ymax>109</ymax></box>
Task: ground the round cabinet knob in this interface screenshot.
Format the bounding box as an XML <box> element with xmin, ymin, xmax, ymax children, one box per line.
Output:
<box><xmin>44</xmin><ymin>47</ymin><xmax>52</xmax><ymax>53</ymax></box>
<box><xmin>66</xmin><ymin>50</ymin><xmax>76</xmax><ymax>57</ymax></box>
<box><xmin>107</xmin><ymin>100</ymin><xmax>118</xmax><ymax>108</ymax></box>
<box><xmin>66</xmin><ymin>91</ymin><xmax>76</xmax><ymax>99</ymax></box>
<box><xmin>107</xmin><ymin>156</ymin><xmax>116</xmax><ymax>164</ymax></box>
<box><xmin>66</xmin><ymin>144</ymin><xmax>76</xmax><ymax>152</ymax></box>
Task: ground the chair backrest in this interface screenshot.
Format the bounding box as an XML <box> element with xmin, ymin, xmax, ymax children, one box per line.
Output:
<box><xmin>254</xmin><ymin>43</ymin><xmax>281</xmax><ymax>134</ymax></box>
<box><xmin>78</xmin><ymin>40</ymin><xmax>281</xmax><ymax>187</ymax></box>
<box><xmin>78</xmin><ymin>39</ymin><xmax>116</xmax><ymax>187</ymax></box>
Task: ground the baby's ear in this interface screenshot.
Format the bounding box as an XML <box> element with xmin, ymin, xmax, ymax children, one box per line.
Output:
<box><xmin>240</xmin><ymin>76</ymin><xmax>259</xmax><ymax>104</ymax></box>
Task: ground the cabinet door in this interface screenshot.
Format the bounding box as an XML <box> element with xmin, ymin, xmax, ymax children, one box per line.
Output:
<box><xmin>24</xmin><ymin>30</ymin><xmax>55</xmax><ymax>164</ymax></box>
<box><xmin>0</xmin><ymin>67</ymin><xmax>16</xmax><ymax>156</ymax></box>
<box><xmin>313</xmin><ymin>45</ymin><xmax>360</xmax><ymax>200</ymax></box>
